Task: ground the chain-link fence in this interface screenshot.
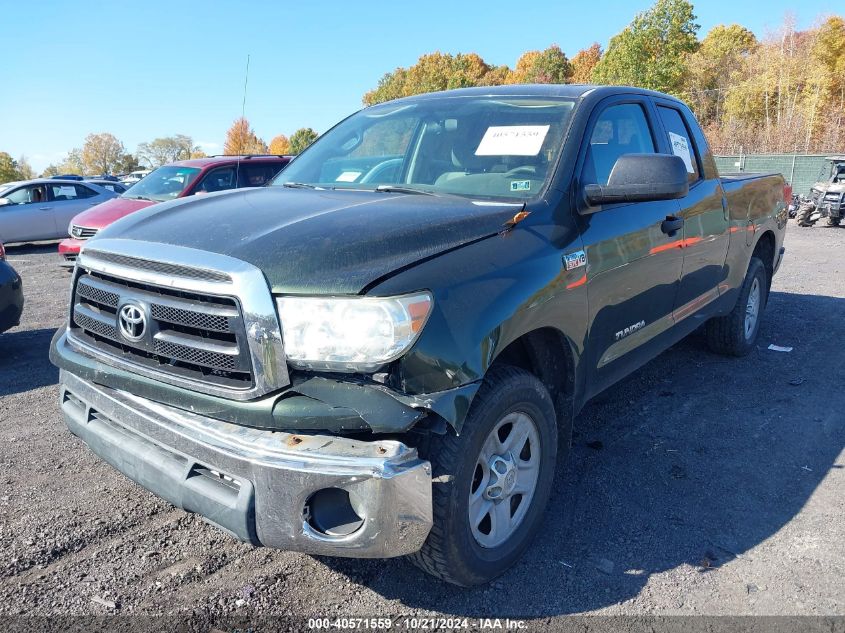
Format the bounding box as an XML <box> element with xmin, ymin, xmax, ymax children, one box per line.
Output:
<box><xmin>714</xmin><ymin>154</ymin><xmax>836</xmax><ymax>196</ymax></box>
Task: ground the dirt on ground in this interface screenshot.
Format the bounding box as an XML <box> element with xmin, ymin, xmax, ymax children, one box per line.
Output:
<box><xmin>0</xmin><ymin>221</ymin><xmax>843</xmax><ymax>628</ymax></box>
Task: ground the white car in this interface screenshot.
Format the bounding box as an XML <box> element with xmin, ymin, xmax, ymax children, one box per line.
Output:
<box><xmin>120</xmin><ymin>169</ymin><xmax>152</xmax><ymax>186</ymax></box>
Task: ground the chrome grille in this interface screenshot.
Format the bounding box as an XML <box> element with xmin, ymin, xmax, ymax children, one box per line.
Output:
<box><xmin>70</xmin><ymin>272</ymin><xmax>252</xmax><ymax>388</ymax></box>
<box><xmin>83</xmin><ymin>249</ymin><xmax>232</xmax><ymax>283</ymax></box>
<box><xmin>154</xmin><ymin>339</ymin><xmax>237</xmax><ymax>370</ymax></box>
<box><xmin>151</xmin><ymin>304</ymin><xmax>230</xmax><ymax>332</ymax></box>
<box><xmin>71</xmin><ymin>225</ymin><xmax>98</xmax><ymax>239</ymax></box>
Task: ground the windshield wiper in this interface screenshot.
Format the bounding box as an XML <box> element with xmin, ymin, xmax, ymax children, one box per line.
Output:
<box><xmin>374</xmin><ymin>185</ymin><xmax>438</xmax><ymax>196</ymax></box>
<box><xmin>283</xmin><ymin>182</ymin><xmax>322</xmax><ymax>190</ymax></box>
<box><xmin>125</xmin><ymin>195</ymin><xmax>155</xmax><ymax>201</ymax></box>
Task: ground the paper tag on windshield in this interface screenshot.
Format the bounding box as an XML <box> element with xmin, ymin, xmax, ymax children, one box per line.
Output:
<box><xmin>668</xmin><ymin>132</ymin><xmax>694</xmax><ymax>173</ymax></box>
<box><xmin>475</xmin><ymin>125</ymin><xmax>550</xmax><ymax>156</ymax></box>
<box><xmin>336</xmin><ymin>171</ymin><xmax>361</xmax><ymax>182</ymax></box>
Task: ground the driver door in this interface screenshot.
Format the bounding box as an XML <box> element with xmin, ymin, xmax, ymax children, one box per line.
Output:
<box><xmin>575</xmin><ymin>98</ymin><xmax>685</xmax><ymax>397</ymax></box>
<box><xmin>0</xmin><ymin>183</ymin><xmax>54</xmax><ymax>242</ymax></box>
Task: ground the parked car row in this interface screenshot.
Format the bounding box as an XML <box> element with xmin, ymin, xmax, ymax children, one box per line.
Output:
<box><xmin>0</xmin><ymin>156</ymin><xmax>290</xmax><ymax>264</ymax></box>
<box><xmin>57</xmin><ymin>155</ymin><xmax>290</xmax><ymax>265</ymax></box>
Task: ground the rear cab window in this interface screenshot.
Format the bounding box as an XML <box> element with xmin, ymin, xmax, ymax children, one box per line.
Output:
<box><xmin>656</xmin><ymin>105</ymin><xmax>701</xmax><ymax>183</ymax></box>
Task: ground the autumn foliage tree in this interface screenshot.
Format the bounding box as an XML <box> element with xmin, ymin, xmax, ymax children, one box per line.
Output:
<box><xmin>224</xmin><ymin>118</ymin><xmax>268</xmax><ymax>155</ymax></box>
<box><xmin>81</xmin><ymin>132</ymin><xmax>126</xmax><ymax>175</ymax></box>
<box><xmin>269</xmin><ymin>134</ymin><xmax>291</xmax><ymax>155</ymax></box>
<box><xmin>507</xmin><ymin>45</ymin><xmax>572</xmax><ymax>84</ymax></box>
<box><xmin>571</xmin><ymin>43</ymin><xmax>602</xmax><ymax>83</ymax></box>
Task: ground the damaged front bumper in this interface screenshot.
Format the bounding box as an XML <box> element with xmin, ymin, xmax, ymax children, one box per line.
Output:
<box><xmin>50</xmin><ymin>330</ymin><xmax>479</xmax><ymax>433</ymax></box>
<box><xmin>58</xmin><ymin>370</ymin><xmax>433</xmax><ymax>558</ymax></box>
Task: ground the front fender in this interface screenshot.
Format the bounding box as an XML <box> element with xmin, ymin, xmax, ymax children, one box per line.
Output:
<box><xmin>372</xmin><ymin>221</ymin><xmax>588</xmax><ymax>432</ymax></box>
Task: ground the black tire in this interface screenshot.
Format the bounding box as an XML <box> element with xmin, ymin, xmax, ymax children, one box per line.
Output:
<box><xmin>705</xmin><ymin>257</ymin><xmax>767</xmax><ymax>357</ymax></box>
<box><xmin>795</xmin><ymin>203</ymin><xmax>816</xmax><ymax>226</ymax></box>
<box><xmin>410</xmin><ymin>365</ymin><xmax>558</xmax><ymax>586</ymax></box>
<box><xmin>825</xmin><ymin>216</ymin><xmax>841</xmax><ymax>227</ymax></box>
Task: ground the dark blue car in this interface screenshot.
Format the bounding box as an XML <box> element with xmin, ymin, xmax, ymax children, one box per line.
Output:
<box><xmin>0</xmin><ymin>242</ymin><xmax>24</xmax><ymax>334</ymax></box>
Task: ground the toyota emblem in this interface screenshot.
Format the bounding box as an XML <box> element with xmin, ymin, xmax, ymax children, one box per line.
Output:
<box><xmin>118</xmin><ymin>304</ymin><xmax>146</xmax><ymax>342</ymax></box>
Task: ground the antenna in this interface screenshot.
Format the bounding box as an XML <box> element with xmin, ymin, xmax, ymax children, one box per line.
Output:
<box><xmin>236</xmin><ymin>54</ymin><xmax>250</xmax><ymax>187</ymax></box>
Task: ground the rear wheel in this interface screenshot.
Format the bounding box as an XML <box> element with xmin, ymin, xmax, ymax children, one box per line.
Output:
<box><xmin>410</xmin><ymin>365</ymin><xmax>558</xmax><ymax>586</ymax></box>
<box><xmin>706</xmin><ymin>257</ymin><xmax>768</xmax><ymax>357</ymax></box>
<box><xmin>825</xmin><ymin>215</ymin><xmax>841</xmax><ymax>227</ymax></box>
<box><xmin>795</xmin><ymin>203</ymin><xmax>816</xmax><ymax>227</ymax></box>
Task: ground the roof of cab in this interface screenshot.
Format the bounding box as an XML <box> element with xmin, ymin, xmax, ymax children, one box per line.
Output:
<box><xmin>381</xmin><ymin>83</ymin><xmax>683</xmax><ymax>105</ymax></box>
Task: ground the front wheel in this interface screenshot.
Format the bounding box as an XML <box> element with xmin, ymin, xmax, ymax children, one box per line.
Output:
<box><xmin>705</xmin><ymin>257</ymin><xmax>768</xmax><ymax>357</ymax></box>
<box><xmin>825</xmin><ymin>216</ymin><xmax>841</xmax><ymax>227</ymax></box>
<box><xmin>410</xmin><ymin>366</ymin><xmax>558</xmax><ymax>586</ymax></box>
<box><xmin>795</xmin><ymin>203</ymin><xmax>816</xmax><ymax>227</ymax></box>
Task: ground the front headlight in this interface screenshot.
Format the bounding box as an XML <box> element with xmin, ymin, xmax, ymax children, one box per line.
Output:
<box><xmin>276</xmin><ymin>292</ymin><xmax>432</xmax><ymax>372</ymax></box>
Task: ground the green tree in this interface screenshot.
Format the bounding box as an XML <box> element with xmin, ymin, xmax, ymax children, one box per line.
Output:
<box><xmin>507</xmin><ymin>45</ymin><xmax>572</xmax><ymax>84</ymax></box>
<box><xmin>115</xmin><ymin>153</ymin><xmax>141</xmax><ymax>174</ymax></box>
<box><xmin>289</xmin><ymin>128</ymin><xmax>319</xmax><ymax>154</ymax></box>
<box><xmin>41</xmin><ymin>164</ymin><xmax>61</xmax><ymax>178</ymax></box>
<box><xmin>0</xmin><ymin>152</ymin><xmax>19</xmax><ymax>183</ymax></box>
<box><xmin>137</xmin><ymin>134</ymin><xmax>195</xmax><ymax>167</ymax></box>
<box><xmin>223</xmin><ymin>118</ymin><xmax>268</xmax><ymax>155</ymax></box>
<box><xmin>15</xmin><ymin>155</ymin><xmax>35</xmax><ymax>180</ymax></box>
<box><xmin>61</xmin><ymin>148</ymin><xmax>85</xmax><ymax>175</ymax></box>
<box><xmin>81</xmin><ymin>133</ymin><xmax>126</xmax><ymax>174</ymax></box>
<box><xmin>592</xmin><ymin>0</ymin><xmax>699</xmax><ymax>95</ymax></box>
<box><xmin>363</xmin><ymin>68</ymin><xmax>409</xmax><ymax>106</ymax></box>
<box><xmin>685</xmin><ymin>24</ymin><xmax>757</xmax><ymax>125</ymax></box>
<box><xmin>363</xmin><ymin>52</ymin><xmax>505</xmax><ymax>105</ymax></box>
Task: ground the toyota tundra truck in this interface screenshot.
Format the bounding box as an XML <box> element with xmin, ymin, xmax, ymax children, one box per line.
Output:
<box><xmin>50</xmin><ymin>85</ymin><xmax>788</xmax><ymax>586</ymax></box>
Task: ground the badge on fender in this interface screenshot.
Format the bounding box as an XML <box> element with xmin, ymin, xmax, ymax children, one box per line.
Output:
<box><xmin>564</xmin><ymin>250</ymin><xmax>587</xmax><ymax>271</ymax></box>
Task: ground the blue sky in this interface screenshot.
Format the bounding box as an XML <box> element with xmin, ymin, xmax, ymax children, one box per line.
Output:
<box><xmin>0</xmin><ymin>0</ymin><xmax>836</xmax><ymax>172</ymax></box>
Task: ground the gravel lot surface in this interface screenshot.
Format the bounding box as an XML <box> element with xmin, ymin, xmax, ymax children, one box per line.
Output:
<box><xmin>0</xmin><ymin>222</ymin><xmax>843</xmax><ymax>626</ymax></box>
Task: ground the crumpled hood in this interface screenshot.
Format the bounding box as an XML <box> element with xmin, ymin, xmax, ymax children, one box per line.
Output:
<box><xmin>72</xmin><ymin>196</ymin><xmax>155</xmax><ymax>229</ymax></box>
<box><xmin>96</xmin><ymin>187</ymin><xmax>522</xmax><ymax>294</ymax></box>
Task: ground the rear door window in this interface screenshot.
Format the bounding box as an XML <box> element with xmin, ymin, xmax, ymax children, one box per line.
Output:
<box><xmin>239</xmin><ymin>163</ymin><xmax>283</xmax><ymax>188</ymax></box>
<box><xmin>657</xmin><ymin>106</ymin><xmax>700</xmax><ymax>182</ymax></box>
<box><xmin>49</xmin><ymin>184</ymin><xmax>80</xmax><ymax>201</ymax></box>
<box><xmin>74</xmin><ymin>184</ymin><xmax>98</xmax><ymax>199</ymax></box>
<box><xmin>583</xmin><ymin>103</ymin><xmax>656</xmax><ymax>186</ymax></box>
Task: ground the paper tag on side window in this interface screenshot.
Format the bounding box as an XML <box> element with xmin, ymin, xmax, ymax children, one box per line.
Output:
<box><xmin>668</xmin><ymin>132</ymin><xmax>694</xmax><ymax>173</ymax></box>
<box><xmin>475</xmin><ymin>125</ymin><xmax>550</xmax><ymax>156</ymax></box>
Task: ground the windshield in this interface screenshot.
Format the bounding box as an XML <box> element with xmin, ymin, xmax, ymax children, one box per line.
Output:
<box><xmin>272</xmin><ymin>96</ymin><xmax>576</xmax><ymax>200</ymax></box>
<box><xmin>122</xmin><ymin>166</ymin><xmax>200</xmax><ymax>202</ymax></box>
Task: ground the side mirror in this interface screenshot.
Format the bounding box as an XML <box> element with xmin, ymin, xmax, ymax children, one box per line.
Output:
<box><xmin>583</xmin><ymin>153</ymin><xmax>689</xmax><ymax>210</ymax></box>
<box><xmin>0</xmin><ymin>198</ymin><xmax>10</xmax><ymax>207</ymax></box>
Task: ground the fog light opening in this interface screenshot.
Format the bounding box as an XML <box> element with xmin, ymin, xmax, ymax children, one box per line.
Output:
<box><xmin>304</xmin><ymin>488</ymin><xmax>365</xmax><ymax>537</ymax></box>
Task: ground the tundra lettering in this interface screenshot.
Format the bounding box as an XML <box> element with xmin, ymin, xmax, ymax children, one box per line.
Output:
<box><xmin>50</xmin><ymin>85</ymin><xmax>788</xmax><ymax>586</ymax></box>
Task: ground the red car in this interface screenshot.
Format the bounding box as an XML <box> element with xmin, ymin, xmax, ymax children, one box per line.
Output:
<box><xmin>59</xmin><ymin>155</ymin><xmax>290</xmax><ymax>266</ymax></box>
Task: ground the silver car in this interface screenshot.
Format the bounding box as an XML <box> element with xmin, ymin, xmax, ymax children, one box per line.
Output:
<box><xmin>0</xmin><ymin>179</ymin><xmax>118</xmax><ymax>243</ymax></box>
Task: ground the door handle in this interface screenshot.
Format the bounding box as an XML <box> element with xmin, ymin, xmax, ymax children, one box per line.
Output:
<box><xmin>661</xmin><ymin>215</ymin><xmax>684</xmax><ymax>236</ymax></box>
<box><xmin>39</xmin><ymin>206</ymin><xmax>53</xmax><ymax>211</ymax></box>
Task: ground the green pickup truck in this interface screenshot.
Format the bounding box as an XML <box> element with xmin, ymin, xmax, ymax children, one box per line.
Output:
<box><xmin>51</xmin><ymin>85</ymin><xmax>788</xmax><ymax>586</ymax></box>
